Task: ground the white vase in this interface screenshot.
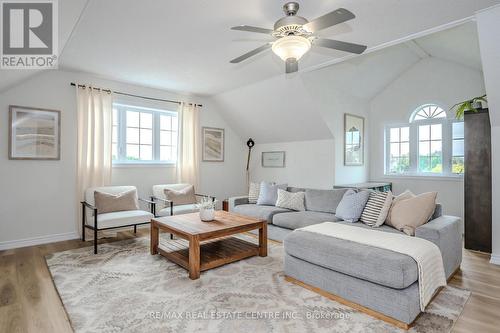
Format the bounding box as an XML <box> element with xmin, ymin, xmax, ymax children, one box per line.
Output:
<box><xmin>199</xmin><ymin>207</ymin><xmax>215</xmax><ymax>222</ymax></box>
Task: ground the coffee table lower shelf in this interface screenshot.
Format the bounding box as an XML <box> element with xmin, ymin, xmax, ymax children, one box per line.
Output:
<box><xmin>157</xmin><ymin>237</ymin><xmax>260</xmax><ymax>273</ymax></box>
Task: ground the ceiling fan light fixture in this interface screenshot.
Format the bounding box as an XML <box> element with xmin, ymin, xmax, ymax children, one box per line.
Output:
<box><xmin>271</xmin><ymin>35</ymin><xmax>311</xmax><ymax>62</ymax></box>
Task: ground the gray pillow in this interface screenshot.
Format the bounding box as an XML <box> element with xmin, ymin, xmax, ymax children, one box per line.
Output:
<box><xmin>305</xmin><ymin>188</ymin><xmax>348</xmax><ymax>213</ymax></box>
<box><xmin>335</xmin><ymin>189</ymin><xmax>370</xmax><ymax>222</ymax></box>
<box><xmin>257</xmin><ymin>182</ymin><xmax>287</xmax><ymax>206</ymax></box>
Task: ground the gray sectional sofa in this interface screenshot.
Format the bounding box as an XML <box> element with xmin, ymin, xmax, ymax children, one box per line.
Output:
<box><xmin>228</xmin><ymin>187</ymin><xmax>462</xmax><ymax>327</ymax></box>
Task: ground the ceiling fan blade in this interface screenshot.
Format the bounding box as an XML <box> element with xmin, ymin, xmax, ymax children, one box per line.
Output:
<box><xmin>303</xmin><ymin>8</ymin><xmax>355</xmax><ymax>33</ymax></box>
<box><xmin>314</xmin><ymin>38</ymin><xmax>367</xmax><ymax>54</ymax></box>
<box><xmin>231</xmin><ymin>25</ymin><xmax>274</xmax><ymax>34</ymax></box>
<box><xmin>230</xmin><ymin>43</ymin><xmax>271</xmax><ymax>63</ymax></box>
<box><xmin>285</xmin><ymin>58</ymin><xmax>298</xmax><ymax>74</ymax></box>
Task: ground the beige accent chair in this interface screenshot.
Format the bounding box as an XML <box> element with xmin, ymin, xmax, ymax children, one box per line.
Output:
<box><xmin>151</xmin><ymin>183</ymin><xmax>215</xmax><ymax>217</ymax></box>
<box><xmin>82</xmin><ymin>186</ymin><xmax>155</xmax><ymax>254</ymax></box>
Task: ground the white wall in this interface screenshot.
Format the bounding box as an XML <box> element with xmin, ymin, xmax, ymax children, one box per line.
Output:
<box><xmin>369</xmin><ymin>57</ymin><xmax>486</xmax><ymax>224</ymax></box>
<box><xmin>476</xmin><ymin>5</ymin><xmax>500</xmax><ymax>264</ymax></box>
<box><xmin>0</xmin><ymin>70</ymin><xmax>246</xmax><ymax>248</ymax></box>
<box><xmin>249</xmin><ymin>140</ymin><xmax>335</xmax><ymax>189</ymax></box>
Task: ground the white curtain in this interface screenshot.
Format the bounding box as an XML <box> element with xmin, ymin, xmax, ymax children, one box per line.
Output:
<box><xmin>176</xmin><ymin>102</ymin><xmax>200</xmax><ymax>190</ymax></box>
<box><xmin>76</xmin><ymin>85</ymin><xmax>113</xmax><ymax>208</ymax></box>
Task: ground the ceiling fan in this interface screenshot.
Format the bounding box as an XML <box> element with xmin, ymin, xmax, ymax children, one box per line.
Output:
<box><xmin>230</xmin><ymin>2</ymin><xmax>367</xmax><ymax>73</ymax></box>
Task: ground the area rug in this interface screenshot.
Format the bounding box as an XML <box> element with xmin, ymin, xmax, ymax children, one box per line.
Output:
<box><xmin>46</xmin><ymin>235</ymin><xmax>469</xmax><ymax>333</ymax></box>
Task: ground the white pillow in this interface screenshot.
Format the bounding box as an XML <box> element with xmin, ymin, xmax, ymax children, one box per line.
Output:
<box><xmin>275</xmin><ymin>189</ymin><xmax>305</xmax><ymax>211</ymax></box>
<box><xmin>248</xmin><ymin>182</ymin><xmax>260</xmax><ymax>204</ymax></box>
<box><xmin>360</xmin><ymin>191</ymin><xmax>393</xmax><ymax>227</ymax></box>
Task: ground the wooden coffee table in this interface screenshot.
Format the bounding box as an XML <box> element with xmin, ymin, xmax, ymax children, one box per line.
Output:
<box><xmin>150</xmin><ymin>211</ymin><xmax>267</xmax><ymax>279</ymax></box>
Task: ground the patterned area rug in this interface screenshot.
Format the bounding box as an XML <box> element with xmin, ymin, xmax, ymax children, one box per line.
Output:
<box><xmin>46</xmin><ymin>235</ymin><xmax>469</xmax><ymax>333</ymax></box>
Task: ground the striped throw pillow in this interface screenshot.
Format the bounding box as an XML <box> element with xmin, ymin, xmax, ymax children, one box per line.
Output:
<box><xmin>248</xmin><ymin>182</ymin><xmax>260</xmax><ymax>204</ymax></box>
<box><xmin>360</xmin><ymin>191</ymin><xmax>393</xmax><ymax>227</ymax></box>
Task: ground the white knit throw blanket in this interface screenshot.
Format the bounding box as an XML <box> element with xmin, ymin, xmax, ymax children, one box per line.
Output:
<box><xmin>298</xmin><ymin>222</ymin><xmax>446</xmax><ymax>311</ymax></box>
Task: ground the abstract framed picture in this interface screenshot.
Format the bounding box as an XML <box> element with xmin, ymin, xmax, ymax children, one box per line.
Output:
<box><xmin>262</xmin><ymin>151</ymin><xmax>286</xmax><ymax>168</ymax></box>
<box><xmin>344</xmin><ymin>113</ymin><xmax>364</xmax><ymax>166</ymax></box>
<box><xmin>8</xmin><ymin>105</ymin><xmax>61</xmax><ymax>160</ymax></box>
<box><xmin>202</xmin><ymin>127</ymin><xmax>224</xmax><ymax>162</ymax></box>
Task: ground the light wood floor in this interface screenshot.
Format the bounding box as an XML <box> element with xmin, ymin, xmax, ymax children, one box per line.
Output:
<box><xmin>0</xmin><ymin>228</ymin><xmax>499</xmax><ymax>333</ymax></box>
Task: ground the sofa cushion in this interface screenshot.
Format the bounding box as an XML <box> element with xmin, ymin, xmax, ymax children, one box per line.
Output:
<box><xmin>335</xmin><ymin>190</ymin><xmax>370</xmax><ymax>222</ymax></box>
<box><xmin>248</xmin><ymin>182</ymin><xmax>260</xmax><ymax>204</ymax></box>
<box><xmin>305</xmin><ymin>189</ymin><xmax>347</xmax><ymax>213</ymax></box>
<box><xmin>257</xmin><ymin>182</ymin><xmax>288</xmax><ymax>206</ymax></box>
<box><xmin>387</xmin><ymin>191</ymin><xmax>437</xmax><ymax>236</ymax></box>
<box><xmin>273</xmin><ymin>211</ymin><xmax>341</xmax><ymax>230</ymax></box>
<box><xmin>284</xmin><ymin>226</ymin><xmax>418</xmax><ymax>289</ymax></box>
<box><xmin>233</xmin><ymin>204</ymin><xmax>291</xmax><ymax>223</ymax></box>
<box><xmin>93</xmin><ymin>210</ymin><xmax>153</xmax><ymax>229</ymax></box>
<box><xmin>276</xmin><ymin>189</ymin><xmax>305</xmax><ymax>211</ymax></box>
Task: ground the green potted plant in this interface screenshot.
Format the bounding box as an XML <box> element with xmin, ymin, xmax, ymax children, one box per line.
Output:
<box><xmin>450</xmin><ymin>94</ymin><xmax>487</xmax><ymax>119</ymax></box>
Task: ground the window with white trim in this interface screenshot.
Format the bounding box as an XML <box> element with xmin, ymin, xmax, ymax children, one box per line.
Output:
<box><xmin>112</xmin><ymin>103</ymin><xmax>178</xmax><ymax>164</ymax></box>
<box><xmin>385</xmin><ymin>104</ymin><xmax>463</xmax><ymax>176</ymax></box>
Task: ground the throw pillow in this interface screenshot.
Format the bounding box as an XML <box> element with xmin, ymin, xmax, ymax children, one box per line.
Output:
<box><xmin>360</xmin><ymin>191</ymin><xmax>393</xmax><ymax>227</ymax></box>
<box><xmin>388</xmin><ymin>191</ymin><xmax>437</xmax><ymax>236</ymax></box>
<box><xmin>335</xmin><ymin>189</ymin><xmax>371</xmax><ymax>223</ymax></box>
<box><xmin>164</xmin><ymin>185</ymin><xmax>197</xmax><ymax>206</ymax></box>
<box><xmin>94</xmin><ymin>189</ymin><xmax>139</xmax><ymax>214</ymax></box>
<box><xmin>275</xmin><ymin>189</ymin><xmax>305</xmax><ymax>211</ymax></box>
<box><xmin>385</xmin><ymin>190</ymin><xmax>414</xmax><ymax>227</ymax></box>
<box><xmin>257</xmin><ymin>182</ymin><xmax>288</xmax><ymax>206</ymax></box>
<box><xmin>248</xmin><ymin>182</ymin><xmax>260</xmax><ymax>204</ymax></box>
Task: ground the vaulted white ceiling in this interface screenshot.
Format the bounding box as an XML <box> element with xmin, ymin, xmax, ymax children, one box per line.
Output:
<box><xmin>1</xmin><ymin>0</ymin><xmax>496</xmax><ymax>95</ymax></box>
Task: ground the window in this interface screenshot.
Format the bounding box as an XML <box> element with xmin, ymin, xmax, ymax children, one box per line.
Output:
<box><xmin>112</xmin><ymin>103</ymin><xmax>178</xmax><ymax>164</ymax></box>
<box><xmin>385</xmin><ymin>104</ymin><xmax>463</xmax><ymax>177</ymax></box>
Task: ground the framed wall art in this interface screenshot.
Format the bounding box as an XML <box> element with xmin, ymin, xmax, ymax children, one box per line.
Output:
<box><xmin>202</xmin><ymin>127</ymin><xmax>224</xmax><ymax>162</ymax></box>
<box><xmin>344</xmin><ymin>113</ymin><xmax>364</xmax><ymax>166</ymax></box>
<box><xmin>262</xmin><ymin>151</ymin><xmax>286</xmax><ymax>168</ymax></box>
<box><xmin>9</xmin><ymin>105</ymin><xmax>61</xmax><ymax>160</ymax></box>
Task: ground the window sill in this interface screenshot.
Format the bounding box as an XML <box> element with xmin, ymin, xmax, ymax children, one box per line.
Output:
<box><xmin>112</xmin><ymin>162</ymin><xmax>176</xmax><ymax>168</ymax></box>
<box><xmin>382</xmin><ymin>174</ymin><xmax>463</xmax><ymax>182</ymax></box>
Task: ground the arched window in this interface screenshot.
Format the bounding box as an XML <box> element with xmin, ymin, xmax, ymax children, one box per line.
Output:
<box><xmin>385</xmin><ymin>103</ymin><xmax>463</xmax><ymax>176</ymax></box>
<box><xmin>410</xmin><ymin>104</ymin><xmax>446</xmax><ymax>122</ymax></box>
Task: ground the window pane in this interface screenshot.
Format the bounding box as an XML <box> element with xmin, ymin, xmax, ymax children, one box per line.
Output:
<box><xmin>419</xmin><ymin>156</ymin><xmax>431</xmax><ymax>172</ymax></box>
<box><xmin>160</xmin><ymin>130</ymin><xmax>172</xmax><ymax>145</ymax></box>
<box><xmin>430</xmin><ymin>156</ymin><xmax>442</xmax><ymax>173</ymax></box>
<box><xmin>140</xmin><ymin>129</ymin><xmax>152</xmax><ymax>145</ymax></box>
<box><xmin>390</xmin><ymin>143</ymin><xmax>400</xmax><ymax>158</ymax></box>
<box><xmin>400</xmin><ymin>157</ymin><xmax>410</xmax><ymax>172</ymax></box>
<box><xmin>140</xmin><ymin>112</ymin><xmax>153</xmax><ymax>129</ymax></box>
<box><xmin>431</xmin><ymin>141</ymin><xmax>442</xmax><ymax>156</ymax></box>
<box><xmin>400</xmin><ymin>127</ymin><xmax>409</xmax><ymax>142</ymax></box>
<box><xmin>126</xmin><ymin>128</ymin><xmax>139</xmax><ymax>144</ymax></box>
<box><xmin>113</xmin><ymin>109</ymin><xmax>118</xmax><ymax>126</ymax></box>
<box><xmin>127</xmin><ymin>111</ymin><xmax>139</xmax><ymax>127</ymax></box>
<box><xmin>400</xmin><ymin>142</ymin><xmax>409</xmax><ymax>156</ymax></box>
<box><xmin>419</xmin><ymin>142</ymin><xmax>430</xmax><ymax>156</ymax></box>
<box><xmin>112</xmin><ymin>143</ymin><xmax>117</xmax><ymax>160</ymax></box>
<box><xmin>126</xmin><ymin>144</ymin><xmax>139</xmax><ymax>160</ymax></box>
<box><xmin>453</xmin><ymin>122</ymin><xmax>464</xmax><ymax>139</ymax></box>
<box><xmin>140</xmin><ymin>145</ymin><xmax>152</xmax><ymax>160</ymax></box>
<box><xmin>160</xmin><ymin>146</ymin><xmax>172</xmax><ymax>161</ymax></box>
<box><xmin>112</xmin><ymin>126</ymin><xmax>118</xmax><ymax>143</ymax></box>
<box><xmin>453</xmin><ymin>139</ymin><xmax>464</xmax><ymax>157</ymax></box>
<box><xmin>172</xmin><ymin>133</ymin><xmax>178</xmax><ymax>147</ymax></box>
<box><xmin>419</xmin><ymin>125</ymin><xmax>430</xmax><ymax>141</ymax></box>
<box><xmin>172</xmin><ymin>116</ymin><xmax>178</xmax><ymax>131</ymax></box>
<box><xmin>431</xmin><ymin>124</ymin><xmax>442</xmax><ymax>140</ymax></box>
<box><xmin>452</xmin><ymin>157</ymin><xmax>465</xmax><ymax>174</ymax></box>
<box><xmin>390</xmin><ymin>128</ymin><xmax>400</xmax><ymax>142</ymax></box>
<box><xmin>160</xmin><ymin>115</ymin><xmax>171</xmax><ymax>130</ymax></box>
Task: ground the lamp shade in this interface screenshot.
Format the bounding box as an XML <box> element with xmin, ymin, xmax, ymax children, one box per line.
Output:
<box><xmin>271</xmin><ymin>35</ymin><xmax>311</xmax><ymax>61</ymax></box>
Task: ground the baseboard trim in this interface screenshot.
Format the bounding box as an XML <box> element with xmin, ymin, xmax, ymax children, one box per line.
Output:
<box><xmin>490</xmin><ymin>253</ymin><xmax>500</xmax><ymax>266</ymax></box>
<box><xmin>0</xmin><ymin>232</ymin><xmax>80</xmax><ymax>251</ymax></box>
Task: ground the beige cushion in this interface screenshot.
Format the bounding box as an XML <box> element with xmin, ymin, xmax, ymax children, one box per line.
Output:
<box><xmin>386</xmin><ymin>191</ymin><xmax>437</xmax><ymax>236</ymax></box>
<box><xmin>94</xmin><ymin>189</ymin><xmax>139</xmax><ymax>214</ymax></box>
<box><xmin>385</xmin><ymin>190</ymin><xmax>413</xmax><ymax>227</ymax></box>
<box><xmin>157</xmin><ymin>204</ymin><xmax>198</xmax><ymax>217</ymax></box>
<box><xmin>92</xmin><ymin>210</ymin><xmax>153</xmax><ymax>229</ymax></box>
<box><xmin>164</xmin><ymin>185</ymin><xmax>196</xmax><ymax>206</ymax></box>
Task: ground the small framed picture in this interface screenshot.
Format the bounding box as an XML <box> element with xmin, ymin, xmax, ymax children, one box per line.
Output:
<box><xmin>344</xmin><ymin>113</ymin><xmax>364</xmax><ymax>166</ymax></box>
<box><xmin>9</xmin><ymin>105</ymin><xmax>61</xmax><ymax>160</ymax></box>
<box><xmin>262</xmin><ymin>151</ymin><xmax>286</xmax><ymax>168</ymax></box>
<box><xmin>202</xmin><ymin>127</ymin><xmax>224</xmax><ymax>162</ymax></box>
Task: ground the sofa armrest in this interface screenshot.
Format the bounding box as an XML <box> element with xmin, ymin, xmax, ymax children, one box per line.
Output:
<box><xmin>228</xmin><ymin>196</ymin><xmax>249</xmax><ymax>212</ymax></box>
<box><xmin>415</xmin><ymin>215</ymin><xmax>462</xmax><ymax>279</ymax></box>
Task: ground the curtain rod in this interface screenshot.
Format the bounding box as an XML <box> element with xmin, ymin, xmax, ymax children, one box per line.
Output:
<box><xmin>70</xmin><ymin>83</ymin><xmax>202</xmax><ymax>107</ymax></box>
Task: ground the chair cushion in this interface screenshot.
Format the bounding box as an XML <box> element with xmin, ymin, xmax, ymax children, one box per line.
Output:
<box><xmin>157</xmin><ymin>204</ymin><xmax>198</xmax><ymax>217</ymax></box>
<box><xmin>152</xmin><ymin>183</ymin><xmax>192</xmax><ymax>210</ymax></box>
<box><xmin>164</xmin><ymin>185</ymin><xmax>197</xmax><ymax>206</ymax></box>
<box><xmin>273</xmin><ymin>211</ymin><xmax>341</xmax><ymax>230</ymax></box>
<box><xmin>90</xmin><ymin>210</ymin><xmax>153</xmax><ymax>229</ymax></box>
<box><xmin>233</xmin><ymin>204</ymin><xmax>291</xmax><ymax>223</ymax></box>
<box><xmin>305</xmin><ymin>189</ymin><xmax>347</xmax><ymax>213</ymax></box>
<box><xmin>94</xmin><ymin>189</ymin><xmax>139</xmax><ymax>214</ymax></box>
<box><xmin>284</xmin><ymin>225</ymin><xmax>418</xmax><ymax>289</ymax></box>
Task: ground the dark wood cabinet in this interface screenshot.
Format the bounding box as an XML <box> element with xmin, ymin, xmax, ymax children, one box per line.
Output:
<box><xmin>464</xmin><ymin>109</ymin><xmax>492</xmax><ymax>253</ymax></box>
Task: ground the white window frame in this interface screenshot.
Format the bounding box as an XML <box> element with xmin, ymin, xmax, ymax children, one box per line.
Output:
<box><xmin>384</xmin><ymin>104</ymin><xmax>463</xmax><ymax>178</ymax></box>
<box><xmin>112</xmin><ymin>103</ymin><xmax>179</xmax><ymax>166</ymax></box>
